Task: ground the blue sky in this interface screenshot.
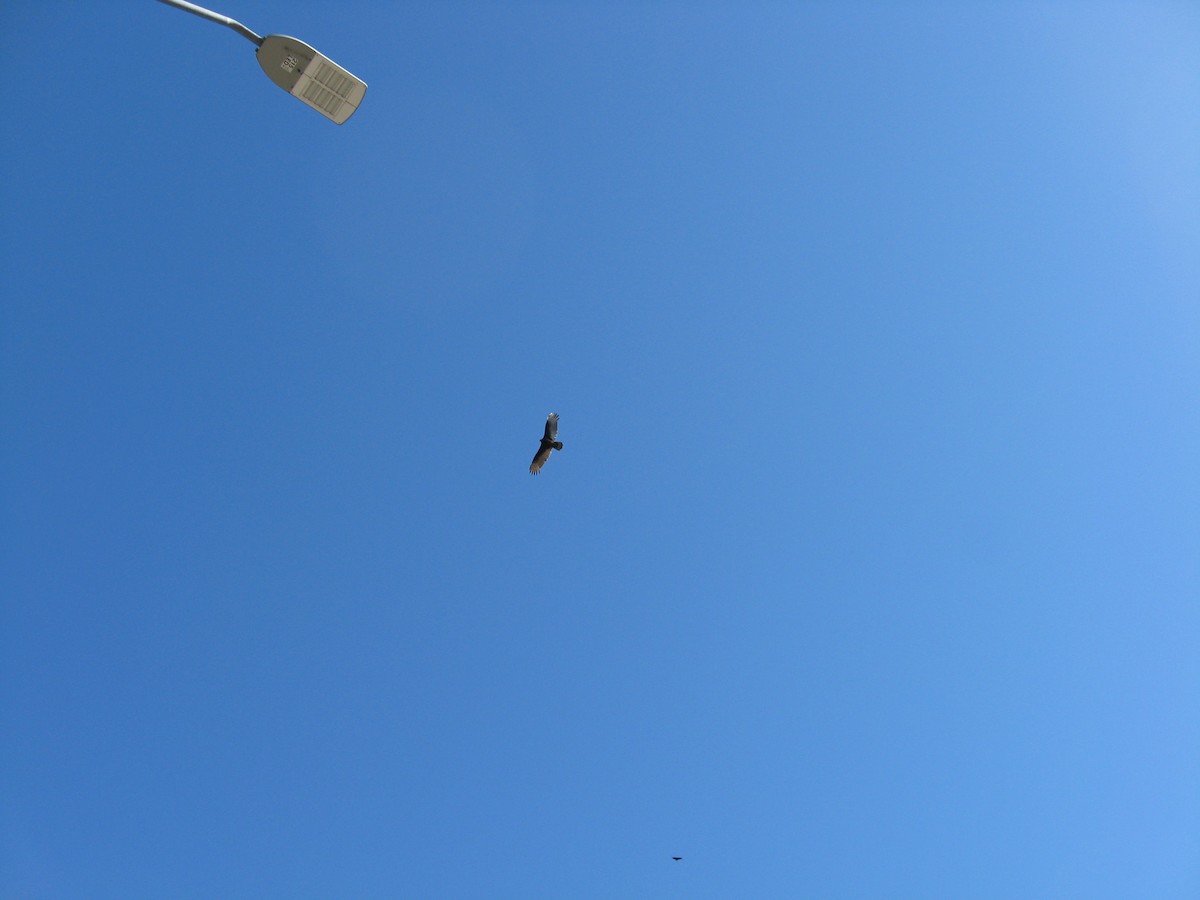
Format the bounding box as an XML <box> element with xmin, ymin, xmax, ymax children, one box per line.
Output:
<box><xmin>2</xmin><ymin>1</ymin><xmax>1198</xmax><ymax>897</ymax></box>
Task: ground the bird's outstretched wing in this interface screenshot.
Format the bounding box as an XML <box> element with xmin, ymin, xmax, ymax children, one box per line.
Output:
<box><xmin>530</xmin><ymin>443</ymin><xmax>552</xmax><ymax>474</ymax></box>
<box><xmin>530</xmin><ymin>413</ymin><xmax>560</xmax><ymax>474</ymax></box>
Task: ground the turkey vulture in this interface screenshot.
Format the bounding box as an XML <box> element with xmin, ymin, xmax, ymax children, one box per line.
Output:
<box><xmin>529</xmin><ymin>413</ymin><xmax>562</xmax><ymax>474</ymax></box>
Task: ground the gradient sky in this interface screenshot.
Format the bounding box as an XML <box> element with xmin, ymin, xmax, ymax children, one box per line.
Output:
<box><xmin>2</xmin><ymin>2</ymin><xmax>1198</xmax><ymax>897</ymax></box>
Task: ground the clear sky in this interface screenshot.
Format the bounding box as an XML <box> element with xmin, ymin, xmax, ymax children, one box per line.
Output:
<box><xmin>2</xmin><ymin>1</ymin><xmax>1198</xmax><ymax>897</ymax></box>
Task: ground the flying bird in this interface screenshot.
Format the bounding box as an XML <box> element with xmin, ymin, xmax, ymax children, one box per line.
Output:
<box><xmin>672</xmin><ymin>857</ymin><xmax>683</xmax><ymax>861</ymax></box>
<box><xmin>529</xmin><ymin>413</ymin><xmax>563</xmax><ymax>475</ymax></box>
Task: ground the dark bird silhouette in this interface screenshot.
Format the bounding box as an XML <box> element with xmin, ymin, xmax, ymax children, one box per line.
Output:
<box><xmin>529</xmin><ymin>413</ymin><xmax>563</xmax><ymax>475</ymax></box>
<box><xmin>672</xmin><ymin>857</ymin><xmax>683</xmax><ymax>861</ymax></box>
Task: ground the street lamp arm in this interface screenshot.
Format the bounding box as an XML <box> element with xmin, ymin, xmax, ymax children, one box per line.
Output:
<box><xmin>156</xmin><ymin>0</ymin><xmax>263</xmax><ymax>46</ymax></box>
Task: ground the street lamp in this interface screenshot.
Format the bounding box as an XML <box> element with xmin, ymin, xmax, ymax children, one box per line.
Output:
<box><xmin>156</xmin><ymin>0</ymin><xmax>366</xmax><ymax>125</ymax></box>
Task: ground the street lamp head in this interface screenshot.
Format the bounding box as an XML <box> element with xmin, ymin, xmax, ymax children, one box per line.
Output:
<box><xmin>256</xmin><ymin>35</ymin><xmax>366</xmax><ymax>126</ymax></box>
<box><xmin>156</xmin><ymin>0</ymin><xmax>366</xmax><ymax>124</ymax></box>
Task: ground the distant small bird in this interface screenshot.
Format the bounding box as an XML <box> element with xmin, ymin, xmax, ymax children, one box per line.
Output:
<box><xmin>529</xmin><ymin>413</ymin><xmax>563</xmax><ymax>474</ymax></box>
<box><xmin>672</xmin><ymin>857</ymin><xmax>683</xmax><ymax>861</ymax></box>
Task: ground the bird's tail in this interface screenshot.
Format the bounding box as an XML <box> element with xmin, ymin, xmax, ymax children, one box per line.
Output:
<box><xmin>553</xmin><ymin>442</ymin><xmax>563</xmax><ymax>451</ymax></box>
